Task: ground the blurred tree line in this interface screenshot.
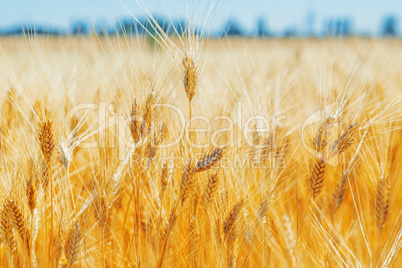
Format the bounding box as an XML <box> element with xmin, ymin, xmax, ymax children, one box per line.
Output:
<box><xmin>0</xmin><ymin>14</ymin><xmax>399</xmax><ymax>38</ymax></box>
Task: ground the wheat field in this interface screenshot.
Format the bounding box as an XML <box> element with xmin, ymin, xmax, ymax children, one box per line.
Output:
<box><xmin>0</xmin><ymin>35</ymin><xmax>401</xmax><ymax>267</ymax></box>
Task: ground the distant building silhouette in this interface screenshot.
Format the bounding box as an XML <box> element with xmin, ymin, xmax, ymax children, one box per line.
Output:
<box><xmin>324</xmin><ymin>18</ymin><xmax>352</xmax><ymax>37</ymax></box>
<box><xmin>382</xmin><ymin>15</ymin><xmax>398</xmax><ymax>36</ymax></box>
<box><xmin>257</xmin><ymin>17</ymin><xmax>269</xmax><ymax>37</ymax></box>
<box><xmin>342</xmin><ymin>19</ymin><xmax>352</xmax><ymax>36</ymax></box>
<box><xmin>71</xmin><ymin>21</ymin><xmax>89</xmax><ymax>35</ymax></box>
<box><xmin>325</xmin><ymin>19</ymin><xmax>334</xmax><ymax>36</ymax></box>
<box><xmin>306</xmin><ymin>11</ymin><xmax>315</xmax><ymax>36</ymax></box>
<box><xmin>283</xmin><ymin>27</ymin><xmax>297</xmax><ymax>37</ymax></box>
<box><xmin>223</xmin><ymin>19</ymin><xmax>243</xmax><ymax>36</ymax></box>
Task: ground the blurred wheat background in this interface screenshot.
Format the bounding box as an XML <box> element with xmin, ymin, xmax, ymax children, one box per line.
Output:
<box><xmin>0</xmin><ymin>35</ymin><xmax>401</xmax><ymax>267</ymax></box>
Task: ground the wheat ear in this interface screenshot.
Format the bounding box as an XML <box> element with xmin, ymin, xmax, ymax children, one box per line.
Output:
<box><xmin>38</xmin><ymin>119</ymin><xmax>55</xmax><ymax>162</ymax></box>
<box><xmin>129</xmin><ymin>98</ymin><xmax>141</xmax><ymax>144</ymax></box>
<box><xmin>308</xmin><ymin>117</ymin><xmax>336</xmax><ymax>200</ymax></box>
<box><xmin>160</xmin><ymin>163</ymin><xmax>169</xmax><ymax>202</ymax></box>
<box><xmin>182</xmin><ymin>51</ymin><xmax>198</xmax><ymax>120</ymax></box>
<box><xmin>140</xmin><ymin>92</ymin><xmax>155</xmax><ymax>136</ymax></box>
<box><xmin>332</xmin><ymin>173</ymin><xmax>348</xmax><ymax>213</ymax></box>
<box><xmin>375</xmin><ymin>175</ymin><xmax>391</xmax><ymax>233</ymax></box>
<box><xmin>38</xmin><ymin>119</ymin><xmax>55</xmax><ymax>194</ymax></box>
<box><xmin>313</xmin><ymin>117</ymin><xmax>337</xmax><ymax>152</ymax></box>
<box><xmin>0</xmin><ymin>207</ymin><xmax>17</xmax><ymax>259</ymax></box>
<box><xmin>223</xmin><ymin>199</ymin><xmax>245</xmax><ymax>241</ymax></box>
<box><xmin>180</xmin><ymin>159</ymin><xmax>195</xmax><ymax>204</ymax></box>
<box><xmin>38</xmin><ymin>118</ymin><xmax>56</xmax><ymax>262</ymax></box>
<box><xmin>193</xmin><ymin>147</ymin><xmax>225</xmax><ymax>173</ymax></box>
<box><xmin>26</xmin><ymin>179</ymin><xmax>38</xmax><ymax>214</ymax></box>
<box><xmin>6</xmin><ymin>198</ymin><xmax>31</xmax><ymax>257</ymax></box>
<box><xmin>183</xmin><ymin>51</ymin><xmax>198</xmax><ymax>102</ymax></box>
<box><xmin>309</xmin><ymin>159</ymin><xmax>327</xmax><ymax>199</ymax></box>
<box><xmin>203</xmin><ymin>171</ymin><xmax>219</xmax><ymax>212</ymax></box>
<box><xmin>332</xmin><ymin>130</ymin><xmax>367</xmax><ymax>214</ymax></box>
<box><xmin>330</xmin><ymin>123</ymin><xmax>360</xmax><ymax>157</ymax></box>
<box><xmin>188</xmin><ymin>215</ymin><xmax>199</xmax><ymax>265</ymax></box>
<box><xmin>225</xmin><ymin>208</ymin><xmax>241</xmax><ymax>268</ymax></box>
<box><xmin>64</xmin><ymin>221</ymin><xmax>82</xmax><ymax>268</ymax></box>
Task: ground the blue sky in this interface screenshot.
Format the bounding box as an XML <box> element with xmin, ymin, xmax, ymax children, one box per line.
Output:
<box><xmin>0</xmin><ymin>0</ymin><xmax>401</xmax><ymax>34</ymax></box>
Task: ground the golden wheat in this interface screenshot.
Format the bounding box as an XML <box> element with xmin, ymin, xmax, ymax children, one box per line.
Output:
<box><xmin>0</xmin><ymin>31</ymin><xmax>400</xmax><ymax>268</ymax></box>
